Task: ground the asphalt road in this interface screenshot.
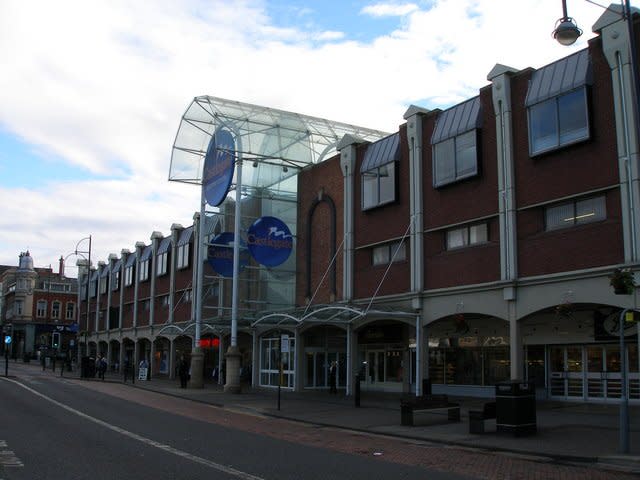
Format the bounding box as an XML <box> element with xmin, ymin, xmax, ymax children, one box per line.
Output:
<box><xmin>0</xmin><ymin>367</ymin><xmax>473</xmax><ymax>480</ymax></box>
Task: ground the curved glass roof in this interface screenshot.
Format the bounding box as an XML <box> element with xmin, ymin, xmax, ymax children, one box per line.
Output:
<box><xmin>169</xmin><ymin>95</ymin><xmax>389</xmax><ymax>190</ymax></box>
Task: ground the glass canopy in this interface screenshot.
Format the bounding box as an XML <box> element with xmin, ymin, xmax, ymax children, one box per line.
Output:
<box><xmin>169</xmin><ymin>95</ymin><xmax>389</xmax><ymax>191</ymax></box>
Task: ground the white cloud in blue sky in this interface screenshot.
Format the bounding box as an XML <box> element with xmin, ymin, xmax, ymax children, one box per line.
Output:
<box><xmin>0</xmin><ymin>0</ymin><xmax>616</xmax><ymax>272</ymax></box>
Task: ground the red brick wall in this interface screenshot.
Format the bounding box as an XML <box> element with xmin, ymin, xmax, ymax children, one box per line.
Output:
<box><xmin>422</xmin><ymin>88</ymin><xmax>501</xmax><ymax>288</ymax></box>
<box><xmin>513</xmin><ymin>38</ymin><xmax>624</xmax><ymax>276</ymax></box>
<box><xmin>296</xmin><ymin>155</ymin><xmax>344</xmax><ymax>306</ymax></box>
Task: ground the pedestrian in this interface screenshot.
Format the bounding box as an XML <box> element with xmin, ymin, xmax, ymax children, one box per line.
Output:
<box><xmin>329</xmin><ymin>361</ymin><xmax>337</xmax><ymax>394</ymax></box>
<box><xmin>178</xmin><ymin>355</ymin><xmax>189</xmax><ymax>388</ymax></box>
<box><xmin>97</xmin><ymin>354</ymin><xmax>107</xmax><ymax>381</ymax></box>
<box><xmin>123</xmin><ymin>358</ymin><xmax>131</xmax><ymax>383</ymax></box>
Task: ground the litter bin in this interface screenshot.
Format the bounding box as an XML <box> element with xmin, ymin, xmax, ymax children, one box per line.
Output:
<box><xmin>495</xmin><ymin>381</ymin><xmax>536</xmax><ymax>436</ymax></box>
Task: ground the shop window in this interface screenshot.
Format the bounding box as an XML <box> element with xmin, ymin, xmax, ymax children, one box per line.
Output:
<box><xmin>545</xmin><ymin>195</ymin><xmax>605</xmax><ymax>231</ymax></box>
<box><xmin>529</xmin><ymin>88</ymin><xmax>589</xmax><ymax>155</ymax></box>
<box><xmin>446</xmin><ymin>223</ymin><xmax>487</xmax><ymax>250</ymax></box>
<box><xmin>372</xmin><ymin>240</ymin><xmax>406</xmax><ymax>266</ymax></box>
<box><xmin>260</xmin><ymin>336</ymin><xmax>295</xmax><ymax>388</ymax></box>
<box><xmin>37</xmin><ymin>300</ymin><xmax>47</xmax><ymax>318</ymax></box>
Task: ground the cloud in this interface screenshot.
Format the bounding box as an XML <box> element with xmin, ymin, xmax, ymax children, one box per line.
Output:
<box><xmin>361</xmin><ymin>2</ymin><xmax>420</xmax><ymax>18</ymax></box>
<box><xmin>0</xmin><ymin>0</ymin><xmax>605</xmax><ymax>271</ymax></box>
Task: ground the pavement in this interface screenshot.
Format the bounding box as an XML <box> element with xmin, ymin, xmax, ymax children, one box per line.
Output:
<box><xmin>10</xmin><ymin>360</ymin><xmax>640</xmax><ymax>474</ymax></box>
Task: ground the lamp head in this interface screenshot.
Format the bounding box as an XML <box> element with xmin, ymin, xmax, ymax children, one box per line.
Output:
<box><xmin>553</xmin><ymin>17</ymin><xmax>582</xmax><ymax>46</ymax></box>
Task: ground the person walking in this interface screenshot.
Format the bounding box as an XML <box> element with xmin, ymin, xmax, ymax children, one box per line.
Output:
<box><xmin>178</xmin><ymin>355</ymin><xmax>189</xmax><ymax>389</ymax></box>
<box><xmin>329</xmin><ymin>361</ymin><xmax>337</xmax><ymax>394</ymax></box>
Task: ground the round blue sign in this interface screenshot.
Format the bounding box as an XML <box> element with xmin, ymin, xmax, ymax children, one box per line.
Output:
<box><xmin>247</xmin><ymin>216</ymin><xmax>293</xmax><ymax>267</ymax></box>
<box><xmin>207</xmin><ymin>232</ymin><xmax>249</xmax><ymax>278</ymax></box>
<box><xmin>203</xmin><ymin>128</ymin><xmax>235</xmax><ymax>207</ymax></box>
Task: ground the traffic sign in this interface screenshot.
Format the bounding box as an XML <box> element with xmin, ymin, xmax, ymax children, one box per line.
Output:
<box><xmin>4</xmin><ymin>336</ymin><xmax>11</xmax><ymax>345</ymax></box>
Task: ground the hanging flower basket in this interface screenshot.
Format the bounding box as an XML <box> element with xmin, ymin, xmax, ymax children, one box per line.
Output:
<box><xmin>609</xmin><ymin>268</ymin><xmax>636</xmax><ymax>295</ymax></box>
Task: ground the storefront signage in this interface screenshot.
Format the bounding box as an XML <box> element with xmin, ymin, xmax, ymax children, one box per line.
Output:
<box><xmin>594</xmin><ymin>310</ymin><xmax>637</xmax><ymax>340</ymax></box>
<box><xmin>202</xmin><ymin>128</ymin><xmax>235</xmax><ymax>207</ymax></box>
<box><xmin>207</xmin><ymin>232</ymin><xmax>249</xmax><ymax>278</ymax></box>
<box><xmin>247</xmin><ymin>216</ymin><xmax>293</xmax><ymax>267</ymax></box>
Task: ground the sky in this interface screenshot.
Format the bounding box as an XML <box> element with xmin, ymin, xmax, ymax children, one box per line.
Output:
<box><xmin>0</xmin><ymin>0</ymin><xmax>626</xmax><ymax>277</ymax></box>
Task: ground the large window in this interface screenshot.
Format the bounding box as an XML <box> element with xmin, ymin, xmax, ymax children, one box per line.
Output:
<box><xmin>446</xmin><ymin>223</ymin><xmax>488</xmax><ymax>250</ymax></box>
<box><xmin>157</xmin><ymin>251</ymin><xmax>168</xmax><ymax>276</ymax></box>
<box><xmin>125</xmin><ymin>265</ymin><xmax>134</xmax><ymax>287</ymax></box>
<box><xmin>372</xmin><ymin>240</ymin><xmax>406</xmax><ymax>266</ymax></box>
<box><xmin>433</xmin><ymin>130</ymin><xmax>478</xmax><ymax>187</ymax></box>
<box><xmin>111</xmin><ymin>271</ymin><xmax>120</xmax><ymax>291</ymax></box>
<box><xmin>545</xmin><ymin>195</ymin><xmax>606</xmax><ymax>231</ymax></box>
<box><xmin>66</xmin><ymin>302</ymin><xmax>75</xmax><ymax>320</ymax></box>
<box><xmin>139</xmin><ymin>259</ymin><xmax>150</xmax><ymax>282</ymax></box>
<box><xmin>529</xmin><ymin>88</ymin><xmax>589</xmax><ymax>155</ymax></box>
<box><xmin>52</xmin><ymin>301</ymin><xmax>61</xmax><ymax>319</ymax></box>
<box><xmin>37</xmin><ymin>300</ymin><xmax>47</xmax><ymax>318</ymax></box>
<box><xmin>177</xmin><ymin>243</ymin><xmax>190</xmax><ymax>269</ymax></box>
<box><xmin>362</xmin><ymin>161</ymin><xmax>396</xmax><ymax>210</ymax></box>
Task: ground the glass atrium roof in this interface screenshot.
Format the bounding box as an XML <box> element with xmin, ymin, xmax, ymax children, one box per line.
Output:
<box><xmin>169</xmin><ymin>96</ymin><xmax>389</xmax><ymax>191</ymax></box>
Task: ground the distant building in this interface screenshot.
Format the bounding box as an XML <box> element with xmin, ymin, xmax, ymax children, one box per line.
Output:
<box><xmin>0</xmin><ymin>252</ymin><xmax>78</xmax><ymax>358</ymax></box>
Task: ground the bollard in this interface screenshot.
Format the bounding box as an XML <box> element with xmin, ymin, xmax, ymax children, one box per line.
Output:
<box><xmin>354</xmin><ymin>374</ymin><xmax>361</xmax><ymax>407</ymax></box>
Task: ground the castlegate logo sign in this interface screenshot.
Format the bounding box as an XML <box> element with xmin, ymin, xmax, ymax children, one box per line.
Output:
<box><xmin>202</xmin><ymin>128</ymin><xmax>235</xmax><ymax>207</ymax></box>
<box><xmin>207</xmin><ymin>232</ymin><xmax>249</xmax><ymax>278</ymax></box>
<box><xmin>247</xmin><ymin>216</ymin><xmax>293</xmax><ymax>267</ymax></box>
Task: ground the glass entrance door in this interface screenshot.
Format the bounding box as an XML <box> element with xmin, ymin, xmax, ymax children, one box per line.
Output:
<box><xmin>549</xmin><ymin>346</ymin><xmax>584</xmax><ymax>399</ymax></box>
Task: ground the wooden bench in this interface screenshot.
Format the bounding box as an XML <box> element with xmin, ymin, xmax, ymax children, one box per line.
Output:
<box><xmin>400</xmin><ymin>394</ymin><xmax>461</xmax><ymax>426</ymax></box>
<box><xmin>469</xmin><ymin>401</ymin><xmax>497</xmax><ymax>434</ymax></box>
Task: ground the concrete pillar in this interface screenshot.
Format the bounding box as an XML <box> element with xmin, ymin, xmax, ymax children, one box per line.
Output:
<box><xmin>509</xmin><ymin>306</ymin><xmax>523</xmax><ymax>380</ymax></box>
<box><xmin>251</xmin><ymin>331</ymin><xmax>258</xmax><ymax>388</ymax></box>
<box><xmin>150</xmin><ymin>339</ymin><xmax>156</xmax><ymax>380</ymax></box>
<box><xmin>169</xmin><ymin>338</ymin><xmax>176</xmax><ymax>380</ymax></box>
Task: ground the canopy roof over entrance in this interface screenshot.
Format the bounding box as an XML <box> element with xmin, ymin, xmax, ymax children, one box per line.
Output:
<box><xmin>169</xmin><ymin>96</ymin><xmax>389</xmax><ymax>190</ymax></box>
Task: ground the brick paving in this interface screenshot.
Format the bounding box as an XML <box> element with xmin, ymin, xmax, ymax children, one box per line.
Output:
<box><xmin>71</xmin><ymin>380</ymin><xmax>638</xmax><ymax>480</ymax></box>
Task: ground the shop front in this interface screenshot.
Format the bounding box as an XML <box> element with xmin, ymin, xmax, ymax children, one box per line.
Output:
<box><xmin>303</xmin><ymin>325</ymin><xmax>346</xmax><ymax>390</ymax></box>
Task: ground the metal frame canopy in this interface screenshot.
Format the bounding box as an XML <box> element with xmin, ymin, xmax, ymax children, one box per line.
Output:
<box><xmin>169</xmin><ymin>95</ymin><xmax>389</xmax><ymax>190</ymax></box>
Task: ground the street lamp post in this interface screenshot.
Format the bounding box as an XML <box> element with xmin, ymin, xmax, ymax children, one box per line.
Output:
<box><xmin>74</xmin><ymin>236</ymin><xmax>92</xmax><ymax>369</ymax></box>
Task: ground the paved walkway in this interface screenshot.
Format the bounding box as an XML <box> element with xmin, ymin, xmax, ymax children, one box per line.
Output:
<box><xmin>14</xmin><ymin>361</ymin><xmax>640</xmax><ymax>473</ymax></box>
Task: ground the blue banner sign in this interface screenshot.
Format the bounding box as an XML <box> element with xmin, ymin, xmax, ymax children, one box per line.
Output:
<box><xmin>247</xmin><ymin>216</ymin><xmax>293</xmax><ymax>267</ymax></box>
<box><xmin>207</xmin><ymin>232</ymin><xmax>249</xmax><ymax>277</ymax></box>
<box><xmin>202</xmin><ymin>128</ymin><xmax>235</xmax><ymax>207</ymax></box>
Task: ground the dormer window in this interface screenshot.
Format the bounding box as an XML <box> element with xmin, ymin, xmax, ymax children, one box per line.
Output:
<box><xmin>526</xmin><ymin>49</ymin><xmax>592</xmax><ymax>156</ymax></box>
<box><xmin>361</xmin><ymin>133</ymin><xmax>400</xmax><ymax>210</ymax></box>
<box><xmin>432</xmin><ymin>96</ymin><xmax>481</xmax><ymax>187</ymax></box>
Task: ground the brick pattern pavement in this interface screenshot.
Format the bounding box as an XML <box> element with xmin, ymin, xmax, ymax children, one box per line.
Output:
<box><xmin>72</xmin><ymin>380</ymin><xmax>635</xmax><ymax>480</ymax></box>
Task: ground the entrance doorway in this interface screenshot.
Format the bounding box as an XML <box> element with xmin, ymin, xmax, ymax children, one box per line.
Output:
<box><xmin>305</xmin><ymin>351</ymin><xmax>345</xmax><ymax>389</ymax></box>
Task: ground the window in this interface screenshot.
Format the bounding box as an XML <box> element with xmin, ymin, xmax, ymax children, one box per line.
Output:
<box><xmin>157</xmin><ymin>251</ymin><xmax>168</xmax><ymax>276</ymax></box>
<box><xmin>37</xmin><ymin>300</ymin><xmax>47</xmax><ymax>318</ymax></box>
<box><xmin>183</xmin><ymin>289</ymin><xmax>193</xmax><ymax>303</ymax></box>
<box><xmin>99</xmin><ymin>277</ymin><xmax>107</xmax><ymax>295</ymax></box>
<box><xmin>529</xmin><ymin>88</ymin><xmax>589</xmax><ymax>155</ymax></box>
<box><xmin>125</xmin><ymin>266</ymin><xmax>134</xmax><ymax>286</ymax></box>
<box><xmin>362</xmin><ymin>161</ymin><xmax>396</xmax><ymax>210</ymax></box>
<box><xmin>66</xmin><ymin>302</ymin><xmax>75</xmax><ymax>320</ymax></box>
<box><xmin>142</xmin><ymin>299</ymin><xmax>150</xmax><ymax>311</ymax></box>
<box><xmin>161</xmin><ymin>295</ymin><xmax>170</xmax><ymax>308</ymax></box>
<box><xmin>434</xmin><ymin>130</ymin><xmax>478</xmax><ymax>187</ymax></box>
<box><xmin>545</xmin><ymin>195</ymin><xmax>606</xmax><ymax>231</ymax></box>
<box><xmin>372</xmin><ymin>240</ymin><xmax>406</xmax><ymax>266</ymax></box>
<box><xmin>177</xmin><ymin>243</ymin><xmax>190</xmax><ymax>269</ymax></box>
<box><xmin>15</xmin><ymin>299</ymin><xmax>24</xmax><ymax>316</ymax></box>
<box><xmin>112</xmin><ymin>271</ymin><xmax>120</xmax><ymax>291</ymax></box>
<box><xmin>52</xmin><ymin>301</ymin><xmax>61</xmax><ymax>319</ymax></box>
<box><xmin>89</xmin><ymin>280</ymin><xmax>97</xmax><ymax>298</ymax></box>
<box><xmin>446</xmin><ymin>223</ymin><xmax>488</xmax><ymax>250</ymax></box>
<box><xmin>139</xmin><ymin>259</ymin><xmax>150</xmax><ymax>282</ymax></box>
